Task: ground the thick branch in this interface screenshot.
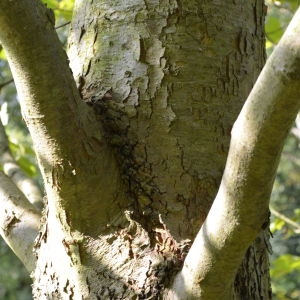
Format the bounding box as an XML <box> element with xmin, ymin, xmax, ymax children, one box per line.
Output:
<box><xmin>0</xmin><ymin>0</ymin><xmax>89</xmax><ymax>170</ymax></box>
<box><xmin>170</xmin><ymin>8</ymin><xmax>300</xmax><ymax>300</ymax></box>
<box><xmin>0</xmin><ymin>120</ymin><xmax>43</xmax><ymax>209</ymax></box>
<box><xmin>0</xmin><ymin>172</ymin><xmax>40</xmax><ymax>272</ymax></box>
<box><xmin>0</xmin><ymin>0</ymin><xmax>124</xmax><ymax>233</ymax></box>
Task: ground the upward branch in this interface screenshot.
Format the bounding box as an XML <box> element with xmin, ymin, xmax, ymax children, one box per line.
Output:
<box><xmin>0</xmin><ymin>119</ymin><xmax>43</xmax><ymax>209</ymax></box>
<box><xmin>0</xmin><ymin>172</ymin><xmax>40</xmax><ymax>272</ymax></box>
<box><xmin>0</xmin><ymin>0</ymin><xmax>125</xmax><ymax>234</ymax></box>
<box><xmin>170</xmin><ymin>8</ymin><xmax>300</xmax><ymax>300</ymax></box>
<box><xmin>0</xmin><ymin>0</ymin><xmax>91</xmax><ymax>174</ymax></box>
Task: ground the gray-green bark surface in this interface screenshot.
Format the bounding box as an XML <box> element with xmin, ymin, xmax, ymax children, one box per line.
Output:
<box><xmin>69</xmin><ymin>0</ymin><xmax>266</xmax><ymax>240</ymax></box>
<box><xmin>66</xmin><ymin>0</ymin><xmax>270</xmax><ymax>298</ymax></box>
<box><xmin>3</xmin><ymin>0</ymin><xmax>300</xmax><ymax>299</ymax></box>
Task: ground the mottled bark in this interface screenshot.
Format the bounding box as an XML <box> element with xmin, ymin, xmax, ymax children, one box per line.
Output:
<box><xmin>69</xmin><ymin>0</ymin><xmax>266</xmax><ymax>239</ymax></box>
<box><xmin>4</xmin><ymin>0</ymin><xmax>298</xmax><ymax>299</ymax></box>
<box><xmin>66</xmin><ymin>0</ymin><xmax>269</xmax><ymax>299</ymax></box>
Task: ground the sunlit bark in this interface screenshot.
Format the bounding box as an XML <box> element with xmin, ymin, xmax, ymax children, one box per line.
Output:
<box><xmin>2</xmin><ymin>0</ymin><xmax>299</xmax><ymax>299</ymax></box>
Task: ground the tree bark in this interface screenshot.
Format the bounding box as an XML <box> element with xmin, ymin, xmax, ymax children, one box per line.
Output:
<box><xmin>66</xmin><ymin>0</ymin><xmax>269</xmax><ymax>298</ymax></box>
<box><xmin>4</xmin><ymin>0</ymin><xmax>300</xmax><ymax>299</ymax></box>
<box><xmin>69</xmin><ymin>0</ymin><xmax>266</xmax><ymax>239</ymax></box>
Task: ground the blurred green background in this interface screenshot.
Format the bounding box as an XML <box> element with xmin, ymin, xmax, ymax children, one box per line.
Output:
<box><xmin>0</xmin><ymin>0</ymin><xmax>299</xmax><ymax>299</ymax></box>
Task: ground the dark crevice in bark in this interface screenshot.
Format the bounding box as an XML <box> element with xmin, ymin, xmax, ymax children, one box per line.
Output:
<box><xmin>234</xmin><ymin>230</ymin><xmax>272</xmax><ymax>300</ymax></box>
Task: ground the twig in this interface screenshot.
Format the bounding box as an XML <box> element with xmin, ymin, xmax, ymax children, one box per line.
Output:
<box><xmin>55</xmin><ymin>21</ymin><xmax>70</xmax><ymax>30</ymax></box>
<box><xmin>0</xmin><ymin>78</ymin><xmax>14</xmax><ymax>90</ymax></box>
<box><xmin>270</xmin><ymin>206</ymin><xmax>300</xmax><ymax>234</ymax></box>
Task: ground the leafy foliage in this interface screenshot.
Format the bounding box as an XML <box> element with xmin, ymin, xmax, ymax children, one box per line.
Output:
<box><xmin>266</xmin><ymin>5</ymin><xmax>300</xmax><ymax>294</ymax></box>
<box><xmin>0</xmin><ymin>239</ymin><xmax>32</xmax><ymax>300</ymax></box>
<box><xmin>265</xmin><ymin>0</ymin><xmax>298</xmax><ymax>54</ymax></box>
<box><xmin>271</xmin><ymin>255</ymin><xmax>300</xmax><ymax>300</ymax></box>
<box><xmin>42</xmin><ymin>0</ymin><xmax>74</xmax><ymax>20</ymax></box>
<box><xmin>270</xmin><ymin>135</ymin><xmax>300</xmax><ymax>299</ymax></box>
<box><xmin>265</xmin><ymin>2</ymin><xmax>300</xmax><ymax>298</ymax></box>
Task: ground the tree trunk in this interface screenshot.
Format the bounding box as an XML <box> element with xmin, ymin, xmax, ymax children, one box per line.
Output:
<box><xmin>68</xmin><ymin>0</ymin><xmax>267</xmax><ymax>239</ymax></box>
<box><xmin>33</xmin><ymin>1</ymin><xmax>271</xmax><ymax>299</ymax></box>
<box><xmin>1</xmin><ymin>0</ymin><xmax>273</xmax><ymax>299</ymax></box>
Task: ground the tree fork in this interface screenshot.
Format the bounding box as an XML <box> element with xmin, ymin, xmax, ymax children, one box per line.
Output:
<box><xmin>1</xmin><ymin>0</ymin><xmax>299</xmax><ymax>299</ymax></box>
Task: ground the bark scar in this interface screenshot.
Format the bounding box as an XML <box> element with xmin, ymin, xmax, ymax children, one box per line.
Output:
<box><xmin>2</xmin><ymin>212</ymin><xmax>20</xmax><ymax>234</ymax></box>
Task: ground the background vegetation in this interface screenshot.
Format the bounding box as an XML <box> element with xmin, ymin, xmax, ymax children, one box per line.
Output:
<box><xmin>0</xmin><ymin>0</ymin><xmax>299</xmax><ymax>299</ymax></box>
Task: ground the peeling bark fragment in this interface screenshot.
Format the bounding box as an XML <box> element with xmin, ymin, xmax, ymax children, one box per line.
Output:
<box><xmin>3</xmin><ymin>212</ymin><xmax>20</xmax><ymax>234</ymax></box>
<box><xmin>81</xmin><ymin>214</ymin><xmax>188</xmax><ymax>299</ymax></box>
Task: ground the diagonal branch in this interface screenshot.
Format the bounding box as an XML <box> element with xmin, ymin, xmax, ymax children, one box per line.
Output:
<box><xmin>0</xmin><ymin>0</ymin><xmax>90</xmax><ymax>172</ymax></box>
<box><xmin>169</xmin><ymin>8</ymin><xmax>300</xmax><ymax>300</ymax></box>
<box><xmin>270</xmin><ymin>206</ymin><xmax>300</xmax><ymax>234</ymax></box>
<box><xmin>0</xmin><ymin>78</ymin><xmax>14</xmax><ymax>91</ymax></box>
<box><xmin>0</xmin><ymin>119</ymin><xmax>43</xmax><ymax>209</ymax></box>
<box><xmin>0</xmin><ymin>172</ymin><xmax>41</xmax><ymax>272</ymax></box>
<box><xmin>0</xmin><ymin>0</ymin><xmax>125</xmax><ymax>234</ymax></box>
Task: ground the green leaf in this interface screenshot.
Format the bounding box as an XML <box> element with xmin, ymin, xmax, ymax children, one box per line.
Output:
<box><xmin>265</xmin><ymin>15</ymin><xmax>284</xmax><ymax>44</ymax></box>
<box><xmin>41</xmin><ymin>0</ymin><xmax>74</xmax><ymax>21</ymax></box>
<box><xmin>282</xmin><ymin>0</ymin><xmax>300</xmax><ymax>11</ymax></box>
<box><xmin>0</xmin><ymin>49</ymin><xmax>7</xmax><ymax>60</ymax></box>
<box><xmin>270</xmin><ymin>218</ymin><xmax>285</xmax><ymax>232</ymax></box>
<box><xmin>16</xmin><ymin>156</ymin><xmax>37</xmax><ymax>177</ymax></box>
<box><xmin>294</xmin><ymin>208</ymin><xmax>300</xmax><ymax>217</ymax></box>
<box><xmin>59</xmin><ymin>0</ymin><xmax>74</xmax><ymax>10</ymax></box>
<box><xmin>271</xmin><ymin>254</ymin><xmax>300</xmax><ymax>278</ymax></box>
<box><xmin>42</xmin><ymin>0</ymin><xmax>58</xmax><ymax>9</ymax></box>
